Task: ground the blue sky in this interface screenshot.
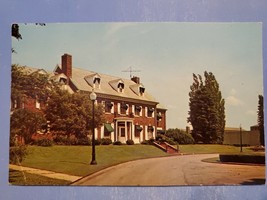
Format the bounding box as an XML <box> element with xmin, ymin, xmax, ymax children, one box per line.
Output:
<box><xmin>12</xmin><ymin>22</ymin><xmax>263</xmax><ymax>130</ymax></box>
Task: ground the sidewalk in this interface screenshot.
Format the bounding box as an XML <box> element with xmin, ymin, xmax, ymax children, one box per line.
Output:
<box><xmin>9</xmin><ymin>164</ymin><xmax>82</xmax><ymax>182</ymax></box>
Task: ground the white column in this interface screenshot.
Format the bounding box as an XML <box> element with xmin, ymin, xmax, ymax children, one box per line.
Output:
<box><xmin>101</xmin><ymin>125</ymin><xmax>104</xmax><ymax>138</ymax></box>
<box><xmin>117</xmin><ymin>103</ymin><xmax>121</xmax><ymax>114</ymax></box>
<box><xmin>111</xmin><ymin>123</ymin><xmax>114</xmax><ymax>142</ymax></box>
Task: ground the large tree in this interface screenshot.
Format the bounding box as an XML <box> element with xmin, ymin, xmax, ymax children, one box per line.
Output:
<box><xmin>258</xmin><ymin>95</ymin><xmax>264</xmax><ymax>146</ymax></box>
<box><xmin>45</xmin><ymin>89</ymin><xmax>105</xmax><ymax>139</ymax></box>
<box><xmin>11</xmin><ymin>64</ymin><xmax>56</xmax><ymax>110</ymax></box>
<box><xmin>188</xmin><ymin>71</ymin><xmax>225</xmax><ymax>144</ymax></box>
<box><xmin>10</xmin><ymin>109</ymin><xmax>46</xmax><ymax>145</ymax></box>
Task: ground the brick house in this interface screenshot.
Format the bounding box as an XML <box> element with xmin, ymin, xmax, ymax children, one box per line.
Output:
<box><xmin>11</xmin><ymin>54</ymin><xmax>167</xmax><ymax>144</ymax></box>
<box><xmin>53</xmin><ymin>54</ymin><xmax>167</xmax><ymax>143</ymax></box>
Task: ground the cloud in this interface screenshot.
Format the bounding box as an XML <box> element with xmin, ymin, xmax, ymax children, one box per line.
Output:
<box><xmin>226</xmin><ymin>96</ymin><xmax>244</xmax><ymax>106</ymax></box>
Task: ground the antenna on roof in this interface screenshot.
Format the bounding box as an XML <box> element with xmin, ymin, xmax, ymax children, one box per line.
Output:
<box><xmin>122</xmin><ymin>66</ymin><xmax>141</xmax><ymax>78</ymax></box>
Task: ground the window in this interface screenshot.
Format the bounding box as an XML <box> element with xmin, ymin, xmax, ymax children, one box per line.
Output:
<box><xmin>94</xmin><ymin>77</ymin><xmax>101</xmax><ymax>89</ymax></box>
<box><xmin>135</xmin><ymin>125</ymin><xmax>143</xmax><ymax>137</ymax></box>
<box><xmin>118</xmin><ymin>82</ymin><xmax>124</xmax><ymax>93</ymax></box>
<box><xmin>105</xmin><ymin>101</ymin><xmax>113</xmax><ymax>113</ymax></box>
<box><xmin>157</xmin><ymin>112</ymin><xmax>162</xmax><ymax>121</ymax></box>
<box><xmin>135</xmin><ymin>105</ymin><xmax>142</xmax><ymax>116</ymax></box>
<box><xmin>104</xmin><ymin>123</ymin><xmax>114</xmax><ymax>137</ymax></box>
<box><xmin>147</xmin><ymin>107</ymin><xmax>154</xmax><ymax>117</ymax></box>
<box><xmin>139</xmin><ymin>87</ymin><xmax>145</xmax><ymax>96</ymax></box>
<box><xmin>120</xmin><ymin>103</ymin><xmax>128</xmax><ymax>115</ymax></box>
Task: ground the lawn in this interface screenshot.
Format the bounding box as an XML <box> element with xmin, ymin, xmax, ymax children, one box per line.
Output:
<box><xmin>19</xmin><ymin>145</ymin><xmax>167</xmax><ymax>176</ymax></box>
<box><xmin>178</xmin><ymin>144</ymin><xmax>255</xmax><ymax>154</ymax></box>
<box><xmin>9</xmin><ymin>169</ymin><xmax>71</xmax><ymax>185</ymax></box>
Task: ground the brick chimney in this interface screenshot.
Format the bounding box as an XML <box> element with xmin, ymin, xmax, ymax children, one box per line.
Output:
<box><xmin>61</xmin><ymin>54</ymin><xmax>72</xmax><ymax>78</ymax></box>
<box><xmin>131</xmin><ymin>76</ymin><xmax>140</xmax><ymax>84</ymax></box>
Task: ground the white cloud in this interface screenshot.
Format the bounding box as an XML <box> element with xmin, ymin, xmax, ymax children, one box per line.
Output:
<box><xmin>226</xmin><ymin>96</ymin><xmax>244</xmax><ymax>106</ymax></box>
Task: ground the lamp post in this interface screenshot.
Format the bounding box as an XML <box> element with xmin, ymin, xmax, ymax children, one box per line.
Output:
<box><xmin>90</xmin><ymin>90</ymin><xmax>97</xmax><ymax>165</ymax></box>
<box><xmin>240</xmin><ymin>124</ymin><xmax>243</xmax><ymax>153</ymax></box>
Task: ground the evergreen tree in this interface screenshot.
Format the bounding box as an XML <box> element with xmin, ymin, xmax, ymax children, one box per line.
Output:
<box><xmin>258</xmin><ymin>95</ymin><xmax>264</xmax><ymax>146</ymax></box>
<box><xmin>188</xmin><ymin>71</ymin><xmax>225</xmax><ymax>144</ymax></box>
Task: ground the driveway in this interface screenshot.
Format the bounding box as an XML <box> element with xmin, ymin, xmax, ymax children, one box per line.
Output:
<box><xmin>72</xmin><ymin>154</ymin><xmax>265</xmax><ymax>186</ymax></box>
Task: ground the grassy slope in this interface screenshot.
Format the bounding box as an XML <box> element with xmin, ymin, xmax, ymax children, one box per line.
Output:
<box><xmin>9</xmin><ymin>169</ymin><xmax>71</xmax><ymax>185</ymax></box>
<box><xmin>20</xmin><ymin>145</ymin><xmax>167</xmax><ymax>176</ymax></box>
<box><xmin>178</xmin><ymin>144</ymin><xmax>255</xmax><ymax>154</ymax></box>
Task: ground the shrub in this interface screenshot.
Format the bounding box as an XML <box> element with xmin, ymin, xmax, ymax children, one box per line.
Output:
<box><xmin>77</xmin><ymin>137</ymin><xmax>91</xmax><ymax>145</ymax></box>
<box><xmin>35</xmin><ymin>138</ymin><xmax>53</xmax><ymax>147</ymax></box>
<box><xmin>156</xmin><ymin>134</ymin><xmax>177</xmax><ymax>145</ymax></box>
<box><xmin>101</xmin><ymin>138</ymin><xmax>112</xmax><ymax>145</ymax></box>
<box><xmin>113</xmin><ymin>141</ymin><xmax>123</xmax><ymax>145</ymax></box>
<box><xmin>10</xmin><ymin>145</ymin><xmax>28</xmax><ymax>164</ymax></box>
<box><xmin>141</xmin><ymin>140</ymin><xmax>149</xmax><ymax>145</ymax></box>
<box><xmin>219</xmin><ymin>154</ymin><xmax>265</xmax><ymax>164</ymax></box>
<box><xmin>94</xmin><ymin>138</ymin><xmax>101</xmax><ymax>146</ymax></box>
<box><xmin>53</xmin><ymin>135</ymin><xmax>69</xmax><ymax>145</ymax></box>
<box><xmin>126</xmin><ymin>139</ymin><xmax>134</xmax><ymax>145</ymax></box>
<box><xmin>165</xmin><ymin>129</ymin><xmax>195</xmax><ymax>144</ymax></box>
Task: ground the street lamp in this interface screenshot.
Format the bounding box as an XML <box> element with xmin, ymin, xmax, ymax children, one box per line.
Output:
<box><xmin>90</xmin><ymin>90</ymin><xmax>97</xmax><ymax>165</ymax></box>
<box><xmin>240</xmin><ymin>124</ymin><xmax>243</xmax><ymax>153</ymax></box>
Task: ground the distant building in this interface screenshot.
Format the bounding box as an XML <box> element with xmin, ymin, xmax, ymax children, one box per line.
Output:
<box><xmin>223</xmin><ymin>125</ymin><xmax>260</xmax><ymax>146</ymax></box>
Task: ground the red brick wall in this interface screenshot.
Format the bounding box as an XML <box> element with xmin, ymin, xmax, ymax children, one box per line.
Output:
<box><xmin>61</xmin><ymin>54</ymin><xmax>72</xmax><ymax>78</ymax></box>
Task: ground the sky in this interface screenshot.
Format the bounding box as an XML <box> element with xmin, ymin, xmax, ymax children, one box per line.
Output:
<box><xmin>12</xmin><ymin>22</ymin><xmax>263</xmax><ymax>130</ymax></box>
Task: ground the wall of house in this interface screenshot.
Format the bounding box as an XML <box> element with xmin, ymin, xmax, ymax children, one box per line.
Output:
<box><xmin>223</xmin><ymin>130</ymin><xmax>260</xmax><ymax>146</ymax></box>
<box><xmin>96</xmin><ymin>97</ymin><xmax>161</xmax><ymax>143</ymax></box>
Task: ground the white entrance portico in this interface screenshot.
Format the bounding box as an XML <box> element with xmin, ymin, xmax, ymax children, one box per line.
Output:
<box><xmin>114</xmin><ymin>117</ymin><xmax>134</xmax><ymax>143</ymax></box>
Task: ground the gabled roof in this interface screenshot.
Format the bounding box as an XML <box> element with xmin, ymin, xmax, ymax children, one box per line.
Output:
<box><xmin>69</xmin><ymin>67</ymin><xmax>158</xmax><ymax>104</ymax></box>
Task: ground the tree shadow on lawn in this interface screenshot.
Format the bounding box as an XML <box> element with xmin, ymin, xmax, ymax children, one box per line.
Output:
<box><xmin>241</xmin><ymin>178</ymin><xmax>266</xmax><ymax>185</ymax></box>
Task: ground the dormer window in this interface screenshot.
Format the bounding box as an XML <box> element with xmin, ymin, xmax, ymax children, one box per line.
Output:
<box><xmin>109</xmin><ymin>79</ymin><xmax>125</xmax><ymax>93</ymax></box>
<box><xmin>84</xmin><ymin>73</ymin><xmax>101</xmax><ymax>89</ymax></box>
<box><xmin>139</xmin><ymin>87</ymin><xmax>145</xmax><ymax>96</ymax></box>
<box><xmin>59</xmin><ymin>77</ymin><xmax>67</xmax><ymax>84</ymax></box>
<box><xmin>94</xmin><ymin>77</ymin><xmax>101</xmax><ymax>89</ymax></box>
<box><xmin>130</xmin><ymin>83</ymin><xmax>145</xmax><ymax>96</ymax></box>
<box><xmin>118</xmin><ymin>82</ymin><xmax>124</xmax><ymax>93</ymax></box>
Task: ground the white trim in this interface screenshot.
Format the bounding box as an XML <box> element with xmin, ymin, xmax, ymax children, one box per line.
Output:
<box><xmin>117</xmin><ymin>102</ymin><xmax>120</xmax><ymax>114</ymax></box>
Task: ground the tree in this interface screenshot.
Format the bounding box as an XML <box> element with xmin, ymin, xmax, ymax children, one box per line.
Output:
<box><xmin>45</xmin><ymin>89</ymin><xmax>105</xmax><ymax>139</ymax></box>
<box><xmin>258</xmin><ymin>95</ymin><xmax>264</xmax><ymax>146</ymax></box>
<box><xmin>12</xmin><ymin>23</ymin><xmax>45</xmax><ymax>52</ymax></box>
<box><xmin>10</xmin><ymin>109</ymin><xmax>46</xmax><ymax>145</ymax></box>
<box><xmin>11</xmin><ymin>64</ymin><xmax>56</xmax><ymax>110</ymax></box>
<box><xmin>188</xmin><ymin>71</ymin><xmax>225</xmax><ymax>144</ymax></box>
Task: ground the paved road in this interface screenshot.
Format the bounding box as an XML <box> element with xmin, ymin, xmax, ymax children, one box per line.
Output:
<box><xmin>72</xmin><ymin>154</ymin><xmax>265</xmax><ymax>186</ymax></box>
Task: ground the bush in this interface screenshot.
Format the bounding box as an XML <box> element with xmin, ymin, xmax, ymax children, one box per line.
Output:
<box><xmin>141</xmin><ymin>140</ymin><xmax>150</xmax><ymax>145</ymax></box>
<box><xmin>219</xmin><ymin>154</ymin><xmax>265</xmax><ymax>164</ymax></box>
<box><xmin>165</xmin><ymin>129</ymin><xmax>195</xmax><ymax>144</ymax></box>
<box><xmin>10</xmin><ymin>145</ymin><xmax>28</xmax><ymax>164</ymax></box>
<box><xmin>113</xmin><ymin>141</ymin><xmax>123</xmax><ymax>145</ymax></box>
<box><xmin>126</xmin><ymin>139</ymin><xmax>134</xmax><ymax>145</ymax></box>
<box><xmin>101</xmin><ymin>138</ymin><xmax>112</xmax><ymax>145</ymax></box>
<box><xmin>156</xmin><ymin>134</ymin><xmax>177</xmax><ymax>145</ymax></box>
<box><xmin>77</xmin><ymin>137</ymin><xmax>91</xmax><ymax>145</ymax></box>
<box><xmin>53</xmin><ymin>135</ymin><xmax>69</xmax><ymax>145</ymax></box>
<box><xmin>94</xmin><ymin>138</ymin><xmax>101</xmax><ymax>146</ymax></box>
<box><xmin>35</xmin><ymin>138</ymin><xmax>53</xmax><ymax>147</ymax></box>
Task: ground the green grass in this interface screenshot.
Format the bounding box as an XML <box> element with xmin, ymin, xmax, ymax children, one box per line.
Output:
<box><xmin>9</xmin><ymin>169</ymin><xmax>71</xmax><ymax>185</ymax></box>
<box><xmin>20</xmin><ymin>145</ymin><xmax>167</xmax><ymax>176</ymax></box>
<box><xmin>178</xmin><ymin>144</ymin><xmax>255</xmax><ymax>154</ymax></box>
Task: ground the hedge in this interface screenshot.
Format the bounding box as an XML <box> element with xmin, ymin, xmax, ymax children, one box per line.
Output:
<box><xmin>219</xmin><ymin>154</ymin><xmax>265</xmax><ymax>164</ymax></box>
